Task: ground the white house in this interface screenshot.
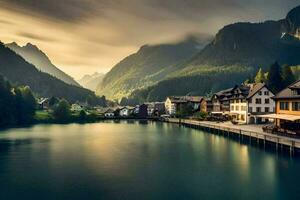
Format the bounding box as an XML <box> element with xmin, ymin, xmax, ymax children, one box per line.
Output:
<box><xmin>247</xmin><ymin>83</ymin><xmax>275</xmax><ymax>124</ymax></box>
<box><xmin>165</xmin><ymin>97</ymin><xmax>187</xmax><ymax>115</ymax></box>
<box><xmin>71</xmin><ymin>104</ymin><xmax>83</xmax><ymax>112</ymax></box>
<box><xmin>119</xmin><ymin>107</ymin><xmax>134</xmax><ymax>117</ymax></box>
<box><xmin>229</xmin><ymin>83</ymin><xmax>275</xmax><ymax>124</ymax></box>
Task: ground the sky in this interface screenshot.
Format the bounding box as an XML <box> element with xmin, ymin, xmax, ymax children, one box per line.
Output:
<box><xmin>0</xmin><ymin>0</ymin><xmax>298</xmax><ymax>79</ymax></box>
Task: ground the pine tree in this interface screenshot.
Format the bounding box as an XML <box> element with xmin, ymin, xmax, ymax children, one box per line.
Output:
<box><xmin>282</xmin><ymin>65</ymin><xmax>296</xmax><ymax>87</ymax></box>
<box><xmin>267</xmin><ymin>62</ymin><xmax>284</xmax><ymax>93</ymax></box>
<box><xmin>255</xmin><ymin>68</ymin><xmax>266</xmax><ymax>83</ymax></box>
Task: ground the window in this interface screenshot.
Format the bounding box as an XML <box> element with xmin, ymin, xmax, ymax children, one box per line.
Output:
<box><xmin>235</xmin><ymin>106</ymin><xmax>239</xmax><ymax>111</ymax></box>
<box><xmin>264</xmin><ymin>91</ymin><xmax>269</xmax><ymax>96</ymax></box>
<box><xmin>265</xmin><ymin>99</ymin><xmax>270</xmax><ymax>104</ymax></box>
<box><xmin>241</xmin><ymin>115</ymin><xmax>245</xmax><ymax>121</ymax></box>
<box><xmin>292</xmin><ymin>90</ymin><xmax>300</xmax><ymax>96</ymax></box>
<box><xmin>256</xmin><ymin>107</ymin><xmax>261</xmax><ymax>113</ymax></box>
<box><xmin>292</xmin><ymin>102</ymin><xmax>300</xmax><ymax>111</ymax></box>
<box><xmin>265</xmin><ymin>107</ymin><xmax>269</xmax><ymax>113</ymax></box>
<box><xmin>255</xmin><ymin>98</ymin><xmax>262</xmax><ymax>104</ymax></box>
<box><xmin>280</xmin><ymin>102</ymin><xmax>289</xmax><ymax>110</ymax></box>
<box><xmin>231</xmin><ymin>106</ymin><xmax>234</xmax><ymax>111</ymax></box>
<box><xmin>248</xmin><ymin>98</ymin><xmax>252</xmax><ymax>103</ymax></box>
<box><xmin>249</xmin><ymin>107</ymin><xmax>253</xmax><ymax>112</ymax></box>
<box><xmin>258</xmin><ymin>91</ymin><xmax>262</xmax><ymax>96</ymax></box>
<box><xmin>241</xmin><ymin>106</ymin><xmax>246</xmax><ymax>111</ymax></box>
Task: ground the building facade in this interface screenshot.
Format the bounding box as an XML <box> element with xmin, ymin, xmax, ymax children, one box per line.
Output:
<box><xmin>229</xmin><ymin>83</ymin><xmax>275</xmax><ymax>124</ymax></box>
<box><xmin>272</xmin><ymin>80</ymin><xmax>300</xmax><ymax>133</ymax></box>
<box><xmin>247</xmin><ymin>83</ymin><xmax>275</xmax><ymax>124</ymax></box>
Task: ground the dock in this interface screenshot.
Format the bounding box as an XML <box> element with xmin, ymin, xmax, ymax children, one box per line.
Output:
<box><xmin>165</xmin><ymin>118</ymin><xmax>300</xmax><ymax>154</ymax></box>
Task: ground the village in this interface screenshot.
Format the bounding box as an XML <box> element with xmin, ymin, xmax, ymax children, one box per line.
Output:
<box><xmin>37</xmin><ymin>80</ymin><xmax>300</xmax><ymax>138</ymax></box>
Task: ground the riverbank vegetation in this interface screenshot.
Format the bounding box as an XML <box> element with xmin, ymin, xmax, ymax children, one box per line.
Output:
<box><xmin>0</xmin><ymin>75</ymin><xmax>36</xmax><ymax>127</ymax></box>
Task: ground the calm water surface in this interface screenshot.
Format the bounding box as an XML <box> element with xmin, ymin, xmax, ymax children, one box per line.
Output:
<box><xmin>0</xmin><ymin>121</ymin><xmax>299</xmax><ymax>200</ymax></box>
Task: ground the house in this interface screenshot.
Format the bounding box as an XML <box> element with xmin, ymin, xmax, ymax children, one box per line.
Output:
<box><xmin>264</xmin><ymin>80</ymin><xmax>300</xmax><ymax>134</ymax></box>
<box><xmin>229</xmin><ymin>83</ymin><xmax>275</xmax><ymax>124</ymax></box>
<box><xmin>153</xmin><ymin>102</ymin><xmax>165</xmax><ymax>116</ymax></box>
<box><xmin>71</xmin><ymin>104</ymin><xmax>84</xmax><ymax>112</ymax></box>
<box><xmin>137</xmin><ymin>104</ymin><xmax>148</xmax><ymax>118</ymax></box>
<box><xmin>119</xmin><ymin>106</ymin><xmax>134</xmax><ymax>117</ymax></box>
<box><xmin>146</xmin><ymin>102</ymin><xmax>166</xmax><ymax>116</ymax></box>
<box><xmin>37</xmin><ymin>98</ymin><xmax>50</xmax><ymax>110</ymax></box>
<box><xmin>229</xmin><ymin>85</ymin><xmax>250</xmax><ymax>124</ymax></box>
<box><xmin>104</xmin><ymin>108</ymin><xmax>115</xmax><ymax>118</ymax></box>
<box><xmin>165</xmin><ymin>96</ymin><xmax>187</xmax><ymax>115</ymax></box>
<box><xmin>211</xmin><ymin>88</ymin><xmax>234</xmax><ymax>114</ymax></box>
<box><xmin>145</xmin><ymin>103</ymin><xmax>155</xmax><ymax>116</ymax></box>
<box><xmin>247</xmin><ymin>83</ymin><xmax>275</xmax><ymax>124</ymax></box>
<box><xmin>165</xmin><ymin>96</ymin><xmax>203</xmax><ymax>116</ymax></box>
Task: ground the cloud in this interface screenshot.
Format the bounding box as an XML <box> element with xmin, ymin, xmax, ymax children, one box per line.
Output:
<box><xmin>17</xmin><ymin>32</ymin><xmax>57</xmax><ymax>42</ymax></box>
<box><xmin>0</xmin><ymin>0</ymin><xmax>299</xmax><ymax>79</ymax></box>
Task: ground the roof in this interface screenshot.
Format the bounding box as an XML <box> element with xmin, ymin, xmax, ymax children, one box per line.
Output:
<box><xmin>246</xmin><ymin>83</ymin><xmax>272</xmax><ymax>99</ymax></box>
<box><xmin>38</xmin><ymin>98</ymin><xmax>49</xmax><ymax>104</ymax></box>
<box><xmin>257</xmin><ymin>114</ymin><xmax>300</xmax><ymax>121</ymax></box>
<box><xmin>167</xmin><ymin>96</ymin><xmax>203</xmax><ymax>103</ymax></box>
<box><xmin>273</xmin><ymin>79</ymin><xmax>300</xmax><ymax>99</ymax></box>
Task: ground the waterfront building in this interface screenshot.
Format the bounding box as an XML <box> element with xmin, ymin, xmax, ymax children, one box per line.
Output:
<box><xmin>247</xmin><ymin>83</ymin><xmax>275</xmax><ymax>124</ymax></box>
<box><xmin>104</xmin><ymin>108</ymin><xmax>115</xmax><ymax>118</ymax></box>
<box><xmin>119</xmin><ymin>107</ymin><xmax>134</xmax><ymax>117</ymax></box>
<box><xmin>229</xmin><ymin>85</ymin><xmax>250</xmax><ymax>124</ymax></box>
<box><xmin>137</xmin><ymin>104</ymin><xmax>148</xmax><ymax>118</ymax></box>
<box><xmin>165</xmin><ymin>96</ymin><xmax>203</xmax><ymax>116</ymax></box>
<box><xmin>211</xmin><ymin>88</ymin><xmax>234</xmax><ymax>114</ymax></box>
<box><xmin>264</xmin><ymin>80</ymin><xmax>300</xmax><ymax>134</ymax></box>
<box><xmin>229</xmin><ymin>83</ymin><xmax>275</xmax><ymax>124</ymax></box>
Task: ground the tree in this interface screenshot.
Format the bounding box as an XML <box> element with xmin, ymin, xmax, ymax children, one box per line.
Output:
<box><xmin>267</xmin><ymin>62</ymin><xmax>284</xmax><ymax>93</ymax></box>
<box><xmin>0</xmin><ymin>76</ymin><xmax>15</xmax><ymax>126</ymax></box>
<box><xmin>49</xmin><ymin>96</ymin><xmax>59</xmax><ymax>107</ymax></box>
<box><xmin>255</xmin><ymin>68</ymin><xmax>266</xmax><ymax>83</ymax></box>
<box><xmin>21</xmin><ymin>86</ymin><xmax>36</xmax><ymax>120</ymax></box>
<box><xmin>79</xmin><ymin>110</ymin><xmax>87</xmax><ymax>121</ymax></box>
<box><xmin>282</xmin><ymin>65</ymin><xmax>296</xmax><ymax>87</ymax></box>
<box><xmin>53</xmin><ymin>99</ymin><xmax>71</xmax><ymax>122</ymax></box>
<box><xmin>176</xmin><ymin>103</ymin><xmax>194</xmax><ymax>118</ymax></box>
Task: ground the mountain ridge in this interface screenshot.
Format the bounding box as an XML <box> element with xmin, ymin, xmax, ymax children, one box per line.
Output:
<box><xmin>6</xmin><ymin>42</ymin><xmax>80</xmax><ymax>86</ymax></box>
<box><xmin>0</xmin><ymin>42</ymin><xmax>99</xmax><ymax>103</ymax></box>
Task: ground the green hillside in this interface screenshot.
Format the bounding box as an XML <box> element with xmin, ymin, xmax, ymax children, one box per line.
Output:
<box><xmin>0</xmin><ymin>42</ymin><xmax>102</xmax><ymax>103</ymax></box>
<box><xmin>6</xmin><ymin>42</ymin><xmax>80</xmax><ymax>86</ymax></box>
<box><xmin>96</xmin><ymin>36</ymin><xmax>211</xmax><ymax>99</ymax></box>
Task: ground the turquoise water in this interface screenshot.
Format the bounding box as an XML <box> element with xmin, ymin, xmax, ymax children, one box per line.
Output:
<box><xmin>0</xmin><ymin>121</ymin><xmax>299</xmax><ymax>200</ymax></box>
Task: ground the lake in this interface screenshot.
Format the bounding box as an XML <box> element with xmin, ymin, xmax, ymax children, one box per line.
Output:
<box><xmin>0</xmin><ymin>121</ymin><xmax>299</xmax><ymax>200</ymax></box>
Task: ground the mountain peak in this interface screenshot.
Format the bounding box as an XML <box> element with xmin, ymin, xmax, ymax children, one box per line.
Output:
<box><xmin>286</xmin><ymin>5</ymin><xmax>300</xmax><ymax>38</ymax></box>
<box><xmin>24</xmin><ymin>42</ymin><xmax>39</xmax><ymax>50</ymax></box>
<box><xmin>6</xmin><ymin>42</ymin><xmax>20</xmax><ymax>48</ymax></box>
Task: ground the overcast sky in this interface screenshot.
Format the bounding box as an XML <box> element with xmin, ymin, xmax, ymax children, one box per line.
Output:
<box><xmin>0</xmin><ymin>0</ymin><xmax>298</xmax><ymax>79</ymax></box>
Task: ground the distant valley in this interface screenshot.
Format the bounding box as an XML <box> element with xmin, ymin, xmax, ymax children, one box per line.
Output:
<box><xmin>78</xmin><ymin>72</ymin><xmax>105</xmax><ymax>91</ymax></box>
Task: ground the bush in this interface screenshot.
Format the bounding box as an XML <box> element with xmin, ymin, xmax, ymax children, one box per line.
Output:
<box><xmin>193</xmin><ymin>112</ymin><xmax>208</xmax><ymax>120</ymax></box>
<box><xmin>53</xmin><ymin>99</ymin><xmax>71</xmax><ymax>122</ymax></box>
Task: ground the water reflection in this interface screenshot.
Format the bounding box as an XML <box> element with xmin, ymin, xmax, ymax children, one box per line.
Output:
<box><xmin>0</xmin><ymin>122</ymin><xmax>299</xmax><ymax>200</ymax></box>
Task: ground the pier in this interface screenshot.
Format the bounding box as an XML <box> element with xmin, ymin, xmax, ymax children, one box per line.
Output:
<box><xmin>165</xmin><ymin>118</ymin><xmax>300</xmax><ymax>154</ymax></box>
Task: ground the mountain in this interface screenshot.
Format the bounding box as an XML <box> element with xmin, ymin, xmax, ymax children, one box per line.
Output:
<box><xmin>0</xmin><ymin>42</ymin><xmax>99</xmax><ymax>103</ymax></box>
<box><xmin>78</xmin><ymin>72</ymin><xmax>105</xmax><ymax>91</ymax></box>
<box><xmin>183</xmin><ymin>6</ymin><xmax>300</xmax><ymax>69</ymax></box>
<box><xmin>6</xmin><ymin>42</ymin><xmax>80</xmax><ymax>86</ymax></box>
<box><xmin>102</xmin><ymin>5</ymin><xmax>300</xmax><ymax>103</ymax></box>
<box><xmin>96</xmin><ymin>35</ymin><xmax>212</xmax><ymax>99</ymax></box>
